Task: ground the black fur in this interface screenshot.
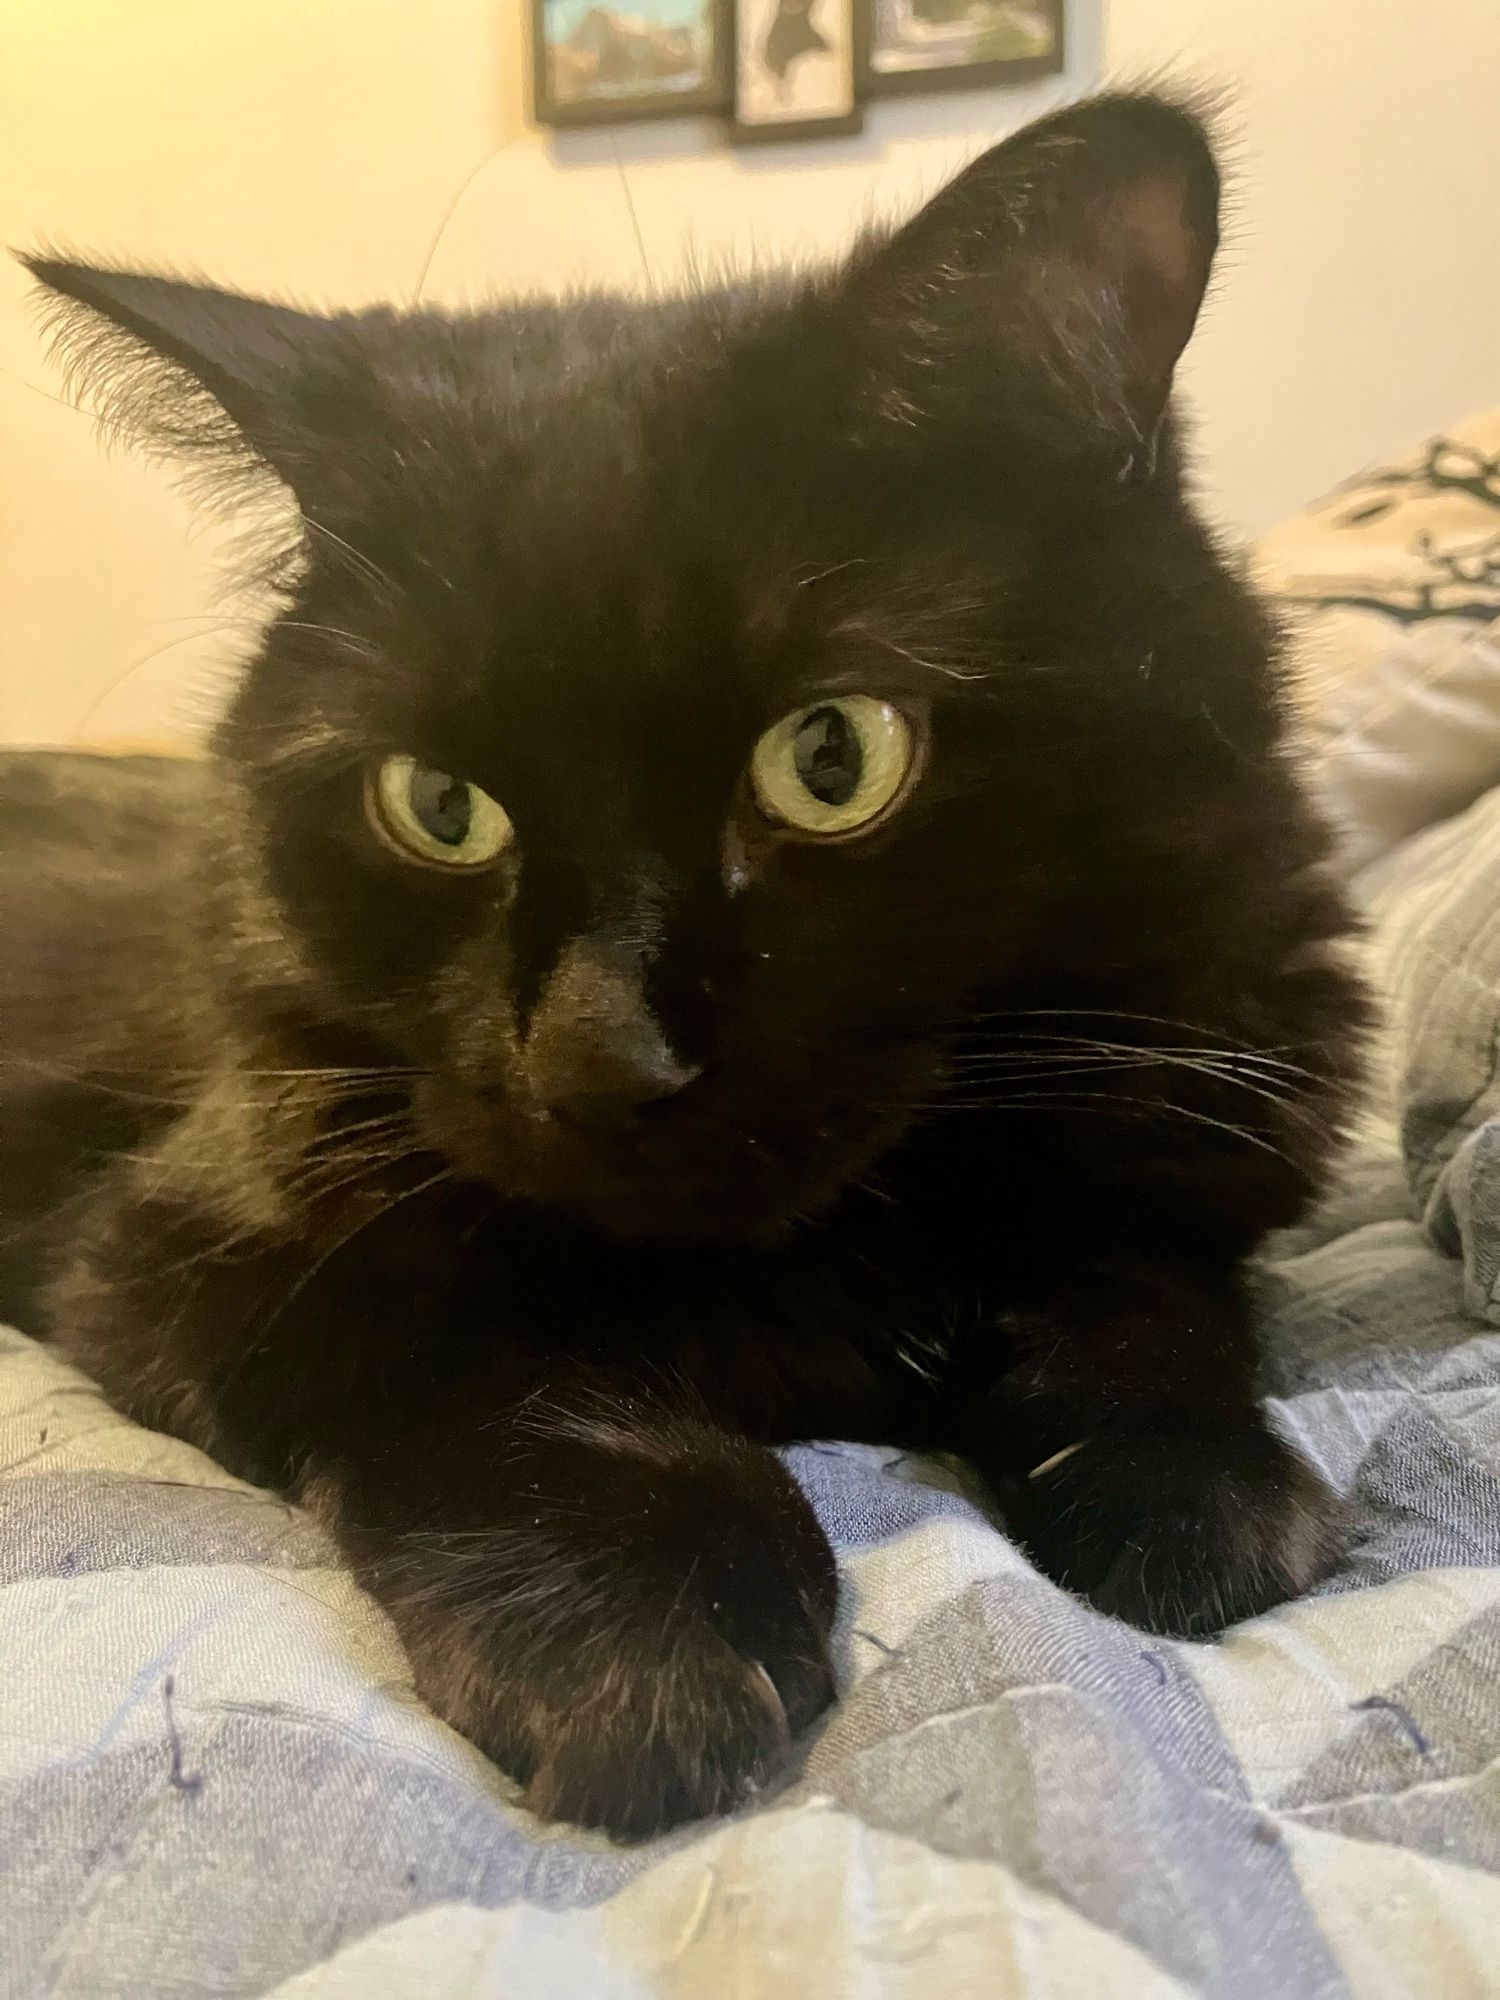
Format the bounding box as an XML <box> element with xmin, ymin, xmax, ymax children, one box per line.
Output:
<box><xmin>3</xmin><ymin>95</ymin><xmax>1368</xmax><ymax>1838</ymax></box>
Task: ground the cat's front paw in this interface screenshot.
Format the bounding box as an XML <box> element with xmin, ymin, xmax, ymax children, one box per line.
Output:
<box><xmin>513</xmin><ymin>1598</ymin><xmax>833</xmax><ymax>1841</ymax></box>
<box><xmin>1001</xmin><ymin>1409</ymin><xmax>1345</xmax><ymax>1637</ymax></box>
<box><xmin>380</xmin><ymin>1425</ymin><xmax>837</xmax><ymax>1840</ymax></box>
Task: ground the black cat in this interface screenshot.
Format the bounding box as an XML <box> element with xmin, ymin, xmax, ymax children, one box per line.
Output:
<box><xmin>3</xmin><ymin>95</ymin><xmax>1368</xmax><ymax>1839</ymax></box>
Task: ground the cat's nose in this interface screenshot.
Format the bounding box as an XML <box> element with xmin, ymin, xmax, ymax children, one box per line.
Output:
<box><xmin>545</xmin><ymin>1026</ymin><xmax>702</xmax><ymax>1130</ymax></box>
<box><xmin>523</xmin><ymin>939</ymin><xmax>702</xmax><ymax>1129</ymax></box>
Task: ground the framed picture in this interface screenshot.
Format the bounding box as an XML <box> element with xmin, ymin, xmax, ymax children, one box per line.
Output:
<box><xmin>532</xmin><ymin>0</ymin><xmax>728</xmax><ymax>126</ymax></box>
<box><xmin>866</xmin><ymin>0</ymin><xmax>1063</xmax><ymax>97</ymax></box>
<box><xmin>730</xmin><ymin>0</ymin><xmax>864</xmax><ymax>143</ymax></box>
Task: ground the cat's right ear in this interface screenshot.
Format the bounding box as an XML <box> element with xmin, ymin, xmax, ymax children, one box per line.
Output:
<box><xmin>20</xmin><ymin>254</ymin><xmax>345</xmax><ymax>502</ymax></box>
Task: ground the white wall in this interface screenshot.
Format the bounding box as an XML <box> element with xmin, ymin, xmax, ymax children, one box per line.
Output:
<box><xmin>2</xmin><ymin>0</ymin><xmax>1496</xmax><ymax>745</ymax></box>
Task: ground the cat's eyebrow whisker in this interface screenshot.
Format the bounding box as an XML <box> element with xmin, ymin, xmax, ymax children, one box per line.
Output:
<box><xmin>832</xmin><ymin>616</ymin><xmax>989</xmax><ymax>685</ymax></box>
<box><xmin>870</xmin><ymin>632</ymin><xmax>988</xmax><ymax>683</ymax></box>
<box><xmin>301</xmin><ymin>518</ymin><xmax>401</xmax><ymax>603</ymax></box>
<box><xmin>851</xmin><ymin>1173</ymin><xmax>900</xmax><ymax>1209</ymax></box>
<box><xmin>794</xmin><ymin>558</ymin><xmax>868</xmax><ymax>590</ymax></box>
<box><xmin>271</xmin><ymin>619</ymin><xmax>382</xmax><ymax>658</ymax></box>
<box><xmin>127</xmin><ymin>609</ymin><xmax>379</xmax><ymax>666</ymax></box>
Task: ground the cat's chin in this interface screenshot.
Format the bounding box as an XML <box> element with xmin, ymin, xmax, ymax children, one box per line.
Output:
<box><xmin>489</xmin><ymin>1157</ymin><xmax>822</xmax><ymax>1246</ymax></box>
<box><xmin>535</xmin><ymin>1181</ymin><xmax>806</xmax><ymax>1247</ymax></box>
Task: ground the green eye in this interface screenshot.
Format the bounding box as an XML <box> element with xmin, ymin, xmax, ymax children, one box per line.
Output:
<box><xmin>749</xmin><ymin>696</ymin><xmax>917</xmax><ymax>837</ymax></box>
<box><xmin>365</xmin><ymin>754</ymin><xmax>513</xmax><ymax>869</ymax></box>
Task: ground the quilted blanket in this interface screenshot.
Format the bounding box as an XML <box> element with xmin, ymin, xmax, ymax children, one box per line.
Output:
<box><xmin>6</xmin><ymin>423</ymin><xmax>1500</xmax><ymax>1998</ymax></box>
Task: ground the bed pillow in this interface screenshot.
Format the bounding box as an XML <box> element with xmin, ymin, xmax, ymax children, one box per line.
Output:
<box><xmin>1255</xmin><ymin>408</ymin><xmax>1500</xmax><ymax>871</ymax></box>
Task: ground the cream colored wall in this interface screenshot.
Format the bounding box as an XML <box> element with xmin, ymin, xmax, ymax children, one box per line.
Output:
<box><xmin>2</xmin><ymin>0</ymin><xmax>1496</xmax><ymax>746</ymax></box>
<box><xmin>1109</xmin><ymin>0</ymin><xmax>1500</xmax><ymax>556</ymax></box>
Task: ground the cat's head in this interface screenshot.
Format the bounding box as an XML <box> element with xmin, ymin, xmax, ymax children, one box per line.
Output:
<box><xmin>27</xmin><ymin>94</ymin><xmax>1262</xmax><ymax>1242</ymax></box>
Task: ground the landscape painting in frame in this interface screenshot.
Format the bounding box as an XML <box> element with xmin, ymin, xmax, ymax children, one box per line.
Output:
<box><xmin>731</xmin><ymin>0</ymin><xmax>863</xmax><ymax>143</ymax></box>
<box><xmin>867</xmin><ymin>0</ymin><xmax>1063</xmax><ymax>96</ymax></box>
<box><xmin>533</xmin><ymin>0</ymin><xmax>726</xmax><ymax>125</ymax></box>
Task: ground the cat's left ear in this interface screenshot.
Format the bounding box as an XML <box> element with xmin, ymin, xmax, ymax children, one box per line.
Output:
<box><xmin>837</xmin><ymin>93</ymin><xmax>1221</xmax><ymax>480</ymax></box>
<box><xmin>20</xmin><ymin>254</ymin><xmax>353</xmax><ymax>502</ymax></box>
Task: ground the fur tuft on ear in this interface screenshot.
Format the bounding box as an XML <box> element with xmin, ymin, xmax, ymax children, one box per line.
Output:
<box><xmin>838</xmin><ymin>92</ymin><xmax>1222</xmax><ymax>477</ymax></box>
<box><xmin>20</xmin><ymin>253</ymin><xmax>343</xmax><ymax>509</ymax></box>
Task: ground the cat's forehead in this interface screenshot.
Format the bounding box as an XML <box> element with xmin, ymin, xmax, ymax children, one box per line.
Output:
<box><xmin>300</xmin><ymin>290</ymin><xmax>1009</xmax><ymax>764</ymax></box>
<box><xmin>482</xmin><ymin>290</ymin><xmax>744</xmax><ymax>391</ymax></box>
<box><xmin>330</xmin><ymin>336</ymin><xmax>831</xmax><ymax>684</ymax></box>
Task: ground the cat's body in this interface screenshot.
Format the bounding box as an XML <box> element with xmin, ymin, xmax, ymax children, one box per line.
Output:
<box><xmin>4</xmin><ymin>97</ymin><xmax>1368</xmax><ymax>1838</ymax></box>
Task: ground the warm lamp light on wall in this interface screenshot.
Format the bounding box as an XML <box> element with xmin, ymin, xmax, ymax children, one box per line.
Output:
<box><xmin>530</xmin><ymin>0</ymin><xmax>1065</xmax><ymax>143</ymax></box>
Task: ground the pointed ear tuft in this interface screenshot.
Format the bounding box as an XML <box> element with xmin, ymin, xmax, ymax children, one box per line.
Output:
<box><xmin>19</xmin><ymin>252</ymin><xmax>337</xmax><ymax>503</ymax></box>
<box><xmin>840</xmin><ymin>93</ymin><xmax>1222</xmax><ymax>475</ymax></box>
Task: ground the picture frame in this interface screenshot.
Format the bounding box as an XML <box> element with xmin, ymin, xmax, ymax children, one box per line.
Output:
<box><xmin>531</xmin><ymin>0</ymin><xmax>729</xmax><ymax>128</ymax></box>
<box><xmin>864</xmin><ymin>0</ymin><xmax>1063</xmax><ymax>98</ymax></box>
<box><xmin>728</xmin><ymin>0</ymin><xmax>865</xmax><ymax>144</ymax></box>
